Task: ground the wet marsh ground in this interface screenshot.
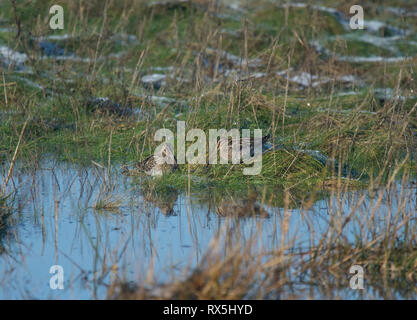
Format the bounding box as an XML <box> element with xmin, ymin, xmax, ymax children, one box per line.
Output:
<box><xmin>0</xmin><ymin>0</ymin><xmax>416</xmax><ymax>299</ymax></box>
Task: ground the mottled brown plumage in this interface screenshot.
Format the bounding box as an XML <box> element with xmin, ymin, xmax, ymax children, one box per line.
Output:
<box><xmin>217</xmin><ymin>134</ymin><xmax>271</xmax><ymax>163</ymax></box>
<box><xmin>136</xmin><ymin>143</ymin><xmax>178</xmax><ymax>176</ymax></box>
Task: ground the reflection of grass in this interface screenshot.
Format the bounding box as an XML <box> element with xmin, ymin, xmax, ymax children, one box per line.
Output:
<box><xmin>108</xmin><ymin>174</ymin><xmax>417</xmax><ymax>299</ymax></box>
<box><xmin>0</xmin><ymin>197</ymin><xmax>11</xmax><ymax>255</ymax></box>
<box><xmin>93</xmin><ymin>197</ymin><xmax>121</xmax><ymax>211</ymax></box>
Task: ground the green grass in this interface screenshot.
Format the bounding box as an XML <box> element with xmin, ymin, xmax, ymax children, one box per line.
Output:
<box><xmin>0</xmin><ymin>0</ymin><xmax>415</xmax><ymax>193</ymax></box>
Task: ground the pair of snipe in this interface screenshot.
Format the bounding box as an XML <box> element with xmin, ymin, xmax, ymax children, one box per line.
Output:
<box><xmin>134</xmin><ymin>134</ymin><xmax>271</xmax><ymax>176</ymax></box>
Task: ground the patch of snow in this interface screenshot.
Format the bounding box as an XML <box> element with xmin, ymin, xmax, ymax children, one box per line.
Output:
<box><xmin>205</xmin><ymin>47</ymin><xmax>261</xmax><ymax>68</ymax></box>
<box><xmin>310</xmin><ymin>39</ymin><xmax>412</xmax><ymax>64</ymax></box>
<box><xmin>279</xmin><ymin>70</ymin><xmax>358</xmax><ymax>87</ymax></box>
<box><xmin>38</xmin><ymin>34</ymin><xmax>72</xmax><ymax>41</ymax></box>
<box><xmin>0</xmin><ymin>45</ymin><xmax>27</xmax><ymax>68</ymax></box>
<box><xmin>141</xmin><ymin>74</ymin><xmax>167</xmax><ymax>83</ymax></box>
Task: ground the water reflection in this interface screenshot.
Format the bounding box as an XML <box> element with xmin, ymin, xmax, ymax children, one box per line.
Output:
<box><xmin>0</xmin><ymin>159</ymin><xmax>415</xmax><ymax>299</ymax></box>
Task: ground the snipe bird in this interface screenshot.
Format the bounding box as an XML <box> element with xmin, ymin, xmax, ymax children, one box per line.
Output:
<box><xmin>216</xmin><ymin>133</ymin><xmax>271</xmax><ymax>163</ymax></box>
<box><xmin>136</xmin><ymin>143</ymin><xmax>178</xmax><ymax>176</ymax></box>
